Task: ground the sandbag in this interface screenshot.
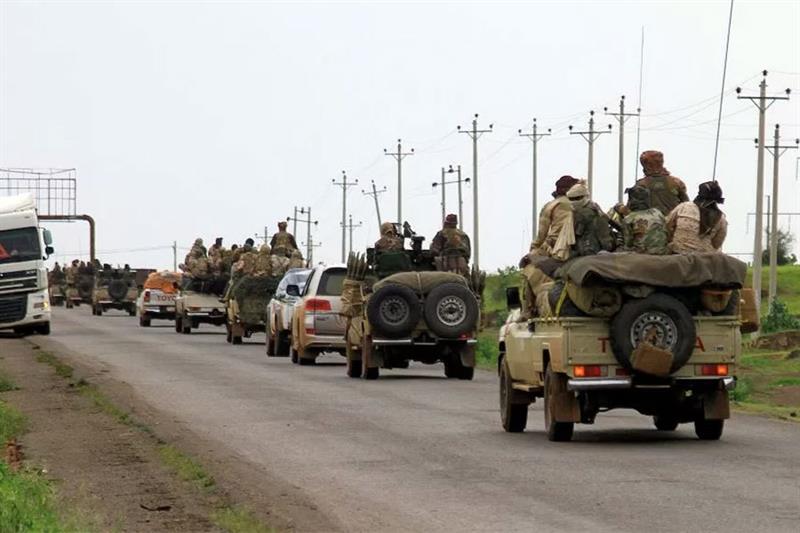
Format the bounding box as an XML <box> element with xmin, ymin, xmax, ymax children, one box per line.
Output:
<box><xmin>565</xmin><ymin>282</ymin><xmax>622</xmax><ymax>318</ymax></box>
<box><xmin>373</xmin><ymin>271</ymin><xmax>467</xmax><ymax>295</ymax></box>
<box><xmin>701</xmin><ymin>289</ymin><xmax>733</xmax><ymax>313</ymax></box>
<box><xmin>341</xmin><ymin>279</ymin><xmax>365</xmax><ymax>318</ymax></box>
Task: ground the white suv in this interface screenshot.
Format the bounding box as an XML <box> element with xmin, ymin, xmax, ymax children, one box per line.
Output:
<box><xmin>266</xmin><ymin>268</ymin><xmax>311</xmax><ymax>356</ymax></box>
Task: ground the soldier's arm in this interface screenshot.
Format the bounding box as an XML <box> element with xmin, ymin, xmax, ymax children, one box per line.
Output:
<box><xmin>676</xmin><ymin>178</ymin><xmax>689</xmax><ymax>202</ymax></box>
<box><xmin>711</xmin><ymin>215</ymin><xmax>728</xmax><ymax>250</ymax></box>
<box><xmin>598</xmin><ymin>214</ymin><xmax>614</xmax><ymax>251</ymax></box>
<box><xmin>430</xmin><ymin>233</ymin><xmax>444</xmax><ymax>255</ymax></box>
<box><xmin>464</xmin><ymin>234</ymin><xmax>472</xmax><ymax>259</ymax></box>
<box><xmin>531</xmin><ymin>206</ymin><xmax>551</xmax><ymax>250</ymax></box>
<box><xmin>269</xmin><ymin>235</ymin><xmax>277</xmax><ymax>248</ymax></box>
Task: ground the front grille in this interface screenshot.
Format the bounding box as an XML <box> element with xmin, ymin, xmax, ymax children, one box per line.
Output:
<box><xmin>0</xmin><ymin>294</ymin><xmax>27</xmax><ymax>323</ymax></box>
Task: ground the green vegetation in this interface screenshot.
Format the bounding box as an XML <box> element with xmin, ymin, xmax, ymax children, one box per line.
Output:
<box><xmin>0</xmin><ymin>400</ymin><xmax>26</xmax><ymax>444</ymax></box>
<box><xmin>212</xmin><ymin>507</ymin><xmax>276</xmax><ymax>533</ymax></box>
<box><xmin>0</xmin><ymin>371</ymin><xmax>16</xmax><ymax>393</ymax></box>
<box><xmin>746</xmin><ymin>265</ymin><xmax>800</xmax><ymax>315</ymax></box>
<box><xmin>0</xmin><ymin>462</ymin><xmax>70</xmax><ymax>533</ymax></box>
<box><xmin>733</xmin><ymin>349</ymin><xmax>800</xmax><ymax>420</ymax></box>
<box><xmin>36</xmin><ymin>351</ymin><xmax>74</xmax><ymax>379</ymax></box>
<box><xmin>158</xmin><ymin>445</ymin><xmax>216</xmax><ymax>492</ymax></box>
<box><xmin>761</xmin><ymin>299</ymin><xmax>800</xmax><ymax>333</ymax></box>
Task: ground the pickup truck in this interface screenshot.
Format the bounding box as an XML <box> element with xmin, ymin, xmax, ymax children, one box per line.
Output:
<box><xmin>174</xmin><ymin>276</ymin><xmax>227</xmax><ymax>334</ymax></box>
<box><xmin>499</xmin><ymin>252</ymin><xmax>749</xmax><ymax>442</ymax></box>
<box><xmin>137</xmin><ymin>271</ymin><xmax>181</xmax><ymax>327</ymax></box>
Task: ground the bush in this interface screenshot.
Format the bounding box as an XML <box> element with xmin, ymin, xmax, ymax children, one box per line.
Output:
<box><xmin>761</xmin><ymin>299</ymin><xmax>800</xmax><ymax>334</ymax></box>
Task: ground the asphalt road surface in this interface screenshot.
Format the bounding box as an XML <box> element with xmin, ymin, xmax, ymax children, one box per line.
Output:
<box><xmin>34</xmin><ymin>307</ymin><xmax>800</xmax><ymax>532</ymax></box>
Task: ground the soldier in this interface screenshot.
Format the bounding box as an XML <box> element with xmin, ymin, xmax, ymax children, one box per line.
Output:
<box><xmin>270</xmin><ymin>222</ymin><xmax>298</xmax><ymax>257</ymax></box>
<box><xmin>184</xmin><ymin>238</ymin><xmax>206</xmax><ymax>266</ymax></box>
<box><xmin>628</xmin><ymin>150</ymin><xmax>689</xmax><ymax>216</ymax></box>
<box><xmin>430</xmin><ymin>214</ymin><xmax>471</xmax><ymax>276</ymax></box>
<box><xmin>530</xmin><ymin>175</ymin><xmax>579</xmax><ymax>260</ymax></box>
<box><xmin>621</xmin><ymin>186</ymin><xmax>669</xmax><ymax>255</ymax></box>
<box><xmin>65</xmin><ymin>259</ymin><xmax>79</xmax><ymax>285</ymax></box>
<box><xmin>253</xmin><ymin>244</ymin><xmax>273</xmax><ymax>277</ymax></box>
<box><xmin>288</xmin><ymin>249</ymin><xmax>305</xmax><ymax>269</ymax></box>
<box><xmin>567</xmin><ymin>182</ymin><xmax>614</xmax><ymax>257</ymax></box>
<box><xmin>231</xmin><ymin>238</ymin><xmax>254</xmax><ymax>264</ymax></box>
<box><xmin>667</xmin><ymin>181</ymin><xmax>728</xmax><ymax>254</ymax></box>
<box><xmin>208</xmin><ymin>237</ymin><xmax>225</xmax><ymax>272</ymax></box>
<box><xmin>374</xmin><ymin>222</ymin><xmax>404</xmax><ymax>253</ymax></box>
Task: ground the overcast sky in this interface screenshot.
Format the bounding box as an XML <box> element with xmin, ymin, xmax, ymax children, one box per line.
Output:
<box><xmin>1</xmin><ymin>0</ymin><xmax>799</xmax><ymax>271</ymax></box>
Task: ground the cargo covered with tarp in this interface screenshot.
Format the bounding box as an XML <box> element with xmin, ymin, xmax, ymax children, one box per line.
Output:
<box><xmin>229</xmin><ymin>275</ymin><xmax>280</xmax><ymax>324</ymax></box>
<box><xmin>373</xmin><ymin>271</ymin><xmax>468</xmax><ymax>295</ymax></box>
<box><xmin>562</xmin><ymin>252</ymin><xmax>747</xmax><ymax>289</ymax></box>
<box><xmin>144</xmin><ymin>271</ymin><xmax>182</xmax><ymax>293</ymax></box>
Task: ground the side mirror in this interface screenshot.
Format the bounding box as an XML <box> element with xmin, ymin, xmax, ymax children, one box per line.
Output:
<box><xmin>45</xmin><ymin>245</ymin><xmax>54</xmax><ymax>257</ymax></box>
<box><xmin>42</xmin><ymin>229</ymin><xmax>53</xmax><ymax>246</ymax></box>
<box><xmin>506</xmin><ymin>286</ymin><xmax>521</xmax><ymax>310</ymax></box>
<box><xmin>286</xmin><ymin>284</ymin><xmax>300</xmax><ymax>297</ymax></box>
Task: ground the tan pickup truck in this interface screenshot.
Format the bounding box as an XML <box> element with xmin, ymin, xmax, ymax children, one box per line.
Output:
<box><xmin>499</xmin><ymin>253</ymin><xmax>752</xmax><ymax>442</ymax></box>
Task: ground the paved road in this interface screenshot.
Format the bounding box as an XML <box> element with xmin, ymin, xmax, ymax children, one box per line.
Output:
<box><xmin>33</xmin><ymin>307</ymin><xmax>800</xmax><ymax>532</ymax></box>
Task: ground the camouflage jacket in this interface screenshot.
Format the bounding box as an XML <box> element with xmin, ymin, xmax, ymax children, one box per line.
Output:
<box><xmin>622</xmin><ymin>208</ymin><xmax>669</xmax><ymax>255</ymax></box>
<box><xmin>629</xmin><ymin>174</ymin><xmax>689</xmax><ymax>216</ymax></box>
<box><xmin>531</xmin><ymin>196</ymin><xmax>572</xmax><ymax>256</ymax></box>
<box><xmin>270</xmin><ymin>232</ymin><xmax>298</xmax><ymax>254</ymax></box>
<box><xmin>374</xmin><ymin>235</ymin><xmax>404</xmax><ymax>253</ymax></box>
<box><xmin>572</xmin><ymin>202</ymin><xmax>614</xmax><ymax>258</ymax></box>
<box><xmin>431</xmin><ymin>228</ymin><xmax>471</xmax><ymax>258</ymax></box>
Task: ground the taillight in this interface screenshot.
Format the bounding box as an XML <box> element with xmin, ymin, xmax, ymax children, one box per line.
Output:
<box><xmin>573</xmin><ymin>365</ymin><xmax>604</xmax><ymax>378</ymax></box>
<box><xmin>699</xmin><ymin>364</ymin><xmax>728</xmax><ymax>376</ymax></box>
<box><xmin>305</xmin><ymin>298</ymin><xmax>332</xmax><ymax>312</ymax></box>
<box><xmin>143</xmin><ymin>290</ymin><xmax>151</xmax><ymax>303</ymax></box>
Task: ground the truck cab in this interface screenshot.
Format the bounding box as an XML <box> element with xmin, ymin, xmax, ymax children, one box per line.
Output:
<box><xmin>0</xmin><ymin>194</ymin><xmax>53</xmax><ymax>335</ymax></box>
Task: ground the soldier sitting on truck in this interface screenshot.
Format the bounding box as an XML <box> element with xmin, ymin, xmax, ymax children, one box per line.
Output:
<box><xmin>374</xmin><ymin>222</ymin><xmax>404</xmax><ymax>253</ymax></box>
<box><xmin>567</xmin><ymin>182</ymin><xmax>614</xmax><ymax>258</ymax></box>
<box><xmin>208</xmin><ymin>238</ymin><xmax>226</xmax><ymax>272</ymax></box>
<box><xmin>628</xmin><ymin>150</ymin><xmax>689</xmax><ymax>216</ymax></box>
<box><xmin>621</xmin><ymin>185</ymin><xmax>669</xmax><ymax>255</ymax></box>
<box><xmin>288</xmin><ymin>249</ymin><xmax>305</xmax><ymax>269</ymax></box>
<box><xmin>270</xmin><ymin>222</ymin><xmax>298</xmax><ymax>257</ymax></box>
<box><xmin>430</xmin><ymin>214</ymin><xmax>471</xmax><ymax>276</ymax></box>
<box><xmin>667</xmin><ymin>180</ymin><xmax>728</xmax><ymax>254</ymax></box>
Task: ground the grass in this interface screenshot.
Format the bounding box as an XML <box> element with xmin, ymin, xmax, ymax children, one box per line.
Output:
<box><xmin>0</xmin><ymin>462</ymin><xmax>71</xmax><ymax>533</ymax></box>
<box><xmin>745</xmin><ymin>264</ymin><xmax>800</xmax><ymax>316</ymax></box>
<box><xmin>0</xmin><ymin>371</ymin><xmax>16</xmax><ymax>393</ymax></box>
<box><xmin>33</xmin><ymin>347</ymin><xmax>272</xmax><ymax>532</ymax></box>
<box><xmin>734</xmin><ymin>349</ymin><xmax>800</xmax><ymax>420</ymax></box>
<box><xmin>0</xmin><ymin>399</ymin><xmax>26</xmax><ymax>445</ymax></box>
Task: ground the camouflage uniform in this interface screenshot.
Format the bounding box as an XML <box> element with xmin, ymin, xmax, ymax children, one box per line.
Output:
<box><xmin>567</xmin><ymin>183</ymin><xmax>614</xmax><ymax>257</ymax></box>
<box><xmin>374</xmin><ymin>222</ymin><xmax>404</xmax><ymax>252</ymax></box>
<box><xmin>288</xmin><ymin>249</ymin><xmax>305</xmax><ymax>269</ymax></box>
<box><xmin>253</xmin><ymin>245</ymin><xmax>273</xmax><ymax>276</ymax></box>
<box><xmin>270</xmin><ymin>255</ymin><xmax>291</xmax><ymax>277</ymax></box>
<box><xmin>628</xmin><ymin>151</ymin><xmax>689</xmax><ymax>216</ymax></box>
<box><xmin>208</xmin><ymin>239</ymin><xmax>226</xmax><ymax>273</ymax></box>
<box><xmin>431</xmin><ymin>214</ymin><xmax>471</xmax><ymax>276</ymax></box>
<box><xmin>621</xmin><ymin>186</ymin><xmax>669</xmax><ymax>255</ymax></box>
<box><xmin>270</xmin><ymin>223</ymin><xmax>298</xmax><ymax>257</ymax></box>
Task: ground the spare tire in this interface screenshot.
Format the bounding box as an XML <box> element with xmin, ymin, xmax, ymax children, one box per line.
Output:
<box><xmin>108</xmin><ymin>279</ymin><xmax>129</xmax><ymax>301</ymax></box>
<box><xmin>367</xmin><ymin>284</ymin><xmax>420</xmax><ymax>338</ymax></box>
<box><xmin>78</xmin><ymin>278</ymin><xmax>94</xmax><ymax>300</ymax></box>
<box><xmin>610</xmin><ymin>293</ymin><xmax>696</xmax><ymax>374</ymax></box>
<box><xmin>423</xmin><ymin>283</ymin><xmax>479</xmax><ymax>339</ymax></box>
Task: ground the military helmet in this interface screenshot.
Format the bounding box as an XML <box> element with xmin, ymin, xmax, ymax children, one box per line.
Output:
<box><xmin>626</xmin><ymin>185</ymin><xmax>651</xmax><ymax>211</ymax></box>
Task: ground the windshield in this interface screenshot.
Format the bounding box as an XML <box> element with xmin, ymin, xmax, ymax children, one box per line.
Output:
<box><xmin>278</xmin><ymin>269</ymin><xmax>311</xmax><ymax>295</ymax></box>
<box><xmin>317</xmin><ymin>268</ymin><xmax>346</xmax><ymax>296</ymax></box>
<box><xmin>0</xmin><ymin>227</ymin><xmax>42</xmax><ymax>264</ymax></box>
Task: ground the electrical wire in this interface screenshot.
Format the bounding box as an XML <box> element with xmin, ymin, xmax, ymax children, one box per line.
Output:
<box><xmin>712</xmin><ymin>0</ymin><xmax>735</xmax><ymax>181</ymax></box>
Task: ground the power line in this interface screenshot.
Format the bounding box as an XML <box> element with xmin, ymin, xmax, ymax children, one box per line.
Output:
<box><xmin>712</xmin><ymin>0</ymin><xmax>735</xmax><ymax>181</ymax></box>
<box><xmin>519</xmin><ymin>118</ymin><xmax>551</xmax><ymax>236</ymax></box>
<box><xmin>569</xmin><ymin>110</ymin><xmax>612</xmax><ymax>197</ymax></box>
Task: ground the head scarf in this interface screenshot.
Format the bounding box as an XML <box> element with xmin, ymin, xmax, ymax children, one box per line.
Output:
<box><xmin>444</xmin><ymin>214</ymin><xmax>458</xmax><ymax>228</ymax></box>
<box><xmin>626</xmin><ymin>185</ymin><xmax>651</xmax><ymax>211</ymax></box>
<box><xmin>566</xmin><ymin>182</ymin><xmax>590</xmax><ymax>209</ymax></box>
<box><xmin>380</xmin><ymin>222</ymin><xmax>395</xmax><ymax>236</ymax></box>
<box><xmin>694</xmin><ymin>181</ymin><xmax>724</xmax><ymax>236</ymax></box>
<box><xmin>553</xmin><ymin>175</ymin><xmax>579</xmax><ymax>198</ymax></box>
<box><xmin>640</xmin><ymin>151</ymin><xmax>669</xmax><ymax>177</ymax></box>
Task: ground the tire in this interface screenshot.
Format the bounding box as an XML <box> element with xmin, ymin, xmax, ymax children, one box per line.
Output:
<box><xmin>175</xmin><ymin>315</ymin><xmax>183</xmax><ymax>333</ymax></box>
<box><xmin>366</xmin><ymin>284</ymin><xmax>420</xmax><ymax>339</ymax></box>
<box><xmin>694</xmin><ymin>419</ymin><xmax>724</xmax><ymax>440</ymax></box>
<box><xmin>108</xmin><ymin>279</ymin><xmax>128</xmax><ymax>301</ymax></box>
<box><xmin>277</xmin><ymin>332</ymin><xmax>290</xmax><ymax>356</ymax></box>
<box><xmin>127</xmin><ymin>304</ymin><xmax>136</xmax><ymax>317</ymax></box>
<box><xmin>444</xmin><ymin>358</ymin><xmax>458</xmax><ymax>379</ymax></box>
<box><xmin>35</xmin><ymin>322</ymin><xmax>51</xmax><ymax>335</ymax></box>
<box><xmin>423</xmin><ymin>283</ymin><xmax>479</xmax><ymax>339</ymax></box>
<box><xmin>232</xmin><ymin>334</ymin><xmax>243</xmax><ymax>345</ymax></box>
<box><xmin>66</xmin><ymin>300</ymin><xmax>74</xmax><ymax>309</ymax></box>
<box><xmin>298</xmin><ymin>348</ymin><xmax>315</xmax><ymax>365</ymax></box>
<box><xmin>181</xmin><ymin>314</ymin><xmax>192</xmax><ymax>334</ymax></box>
<box><xmin>459</xmin><ymin>366</ymin><xmax>475</xmax><ymax>380</ymax></box>
<box><xmin>500</xmin><ymin>359</ymin><xmax>528</xmax><ymax>432</ymax></box>
<box><xmin>653</xmin><ymin>415</ymin><xmax>679</xmax><ymax>431</ymax></box>
<box><xmin>610</xmin><ymin>293</ymin><xmax>696</xmax><ymax>375</ymax></box>
<box><xmin>140</xmin><ymin>314</ymin><xmax>151</xmax><ymax>327</ymax></box>
<box><xmin>544</xmin><ymin>366</ymin><xmax>574</xmax><ymax>442</ymax></box>
<box><xmin>363</xmin><ymin>366</ymin><xmax>379</xmax><ymax>380</ymax></box>
<box><xmin>290</xmin><ymin>344</ymin><xmax>299</xmax><ymax>364</ymax></box>
<box><xmin>266</xmin><ymin>332</ymin><xmax>276</xmax><ymax>356</ymax></box>
<box><xmin>95</xmin><ymin>305</ymin><xmax>103</xmax><ymax>317</ymax></box>
<box><xmin>347</xmin><ymin>357</ymin><xmax>362</xmax><ymax>378</ymax></box>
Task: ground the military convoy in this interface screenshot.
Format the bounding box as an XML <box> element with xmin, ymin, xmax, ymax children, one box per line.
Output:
<box><xmin>342</xmin><ymin>223</ymin><xmax>484</xmax><ymax>380</ymax></box>
<box><xmin>174</xmin><ymin>275</ymin><xmax>228</xmax><ymax>334</ymax></box>
<box><xmin>499</xmin><ymin>253</ymin><xmax>753</xmax><ymax>441</ymax></box>
<box><xmin>225</xmin><ymin>274</ymin><xmax>280</xmax><ymax>345</ymax></box>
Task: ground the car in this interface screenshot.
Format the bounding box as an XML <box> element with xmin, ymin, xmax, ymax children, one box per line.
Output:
<box><xmin>266</xmin><ymin>268</ymin><xmax>311</xmax><ymax>357</ymax></box>
<box><xmin>289</xmin><ymin>264</ymin><xmax>347</xmax><ymax>365</ymax></box>
<box><xmin>137</xmin><ymin>271</ymin><xmax>181</xmax><ymax>327</ymax></box>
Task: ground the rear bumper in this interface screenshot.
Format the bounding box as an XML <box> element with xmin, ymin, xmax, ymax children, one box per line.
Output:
<box><xmin>567</xmin><ymin>376</ymin><xmax>735</xmax><ymax>391</ymax></box>
<box><xmin>372</xmin><ymin>338</ymin><xmax>478</xmax><ymax>346</ymax></box>
<box><xmin>304</xmin><ymin>333</ymin><xmax>346</xmax><ymax>350</ymax></box>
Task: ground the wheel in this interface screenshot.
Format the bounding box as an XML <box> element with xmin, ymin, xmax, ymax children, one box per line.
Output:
<box><xmin>458</xmin><ymin>366</ymin><xmax>475</xmax><ymax>380</ymax></box>
<box><xmin>277</xmin><ymin>331</ymin><xmax>290</xmax><ymax>356</ymax></box>
<box><xmin>363</xmin><ymin>366</ymin><xmax>379</xmax><ymax>380</ymax></box>
<box><xmin>366</xmin><ymin>284</ymin><xmax>421</xmax><ymax>338</ymax></box>
<box><xmin>266</xmin><ymin>331</ymin><xmax>276</xmax><ymax>356</ymax></box>
<box><xmin>444</xmin><ymin>359</ymin><xmax>458</xmax><ymax>379</ymax></box>
<box><xmin>34</xmin><ymin>322</ymin><xmax>51</xmax><ymax>335</ymax></box>
<box><xmin>500</xmin><ymin>359</ymin><xmax>528</xmax><ymax>432</ymax></box>
<box><xmin>347</xmin><ymin>357</ymin><xmax>362</xmax><ymax>378</ymax></box>
<box><xmin>297</xmin><ymin>346</ymin><xmax>315</xmax><ymax>365</ymax></box>
<box><xmin>139</xmin><ymin>314</ymin><xmax>151</xmax><ymax>327</ymax></box>
<box><xmin>127</xmin><ymin>304</ymin><xmax>136</xmax><ymax>317</ymax></box>
<box><xmin>694</xmin><ymin>419</ymin><xmax>724</xmax><ymax>440</ymax></box>
<box><xmin>544</xmin><ymin>366</ymin><xmax>574</xmax><ymax>442</ymax></box>
<box><xmin>66</xmin><ymin>300</ymin><xmax>74</xmax><ymax>309</ymax></box>
<box><xmin>232</xmin><ymin>334</ymin><xmax>243</xmax><ymax>345</ymax></box>
<box><xmin>610</xmin><ymin>293</ymin><xmax>696</xmax><ymax>375</ymax></box>
<box><xmin>225</xmin><ymin>326</ymin><xmax>232</xmax><ymax>343</ymax></box>
<box><xmin>423</xmin><ymin>283</ymin><xmax>480</xmax><ymax>339</ymax></box>
<box><xmin>181</xmin><ymin>314</ymin><xmax>192</xmax><ymax>334</ymax></box>
<box><xmin>175</xmin><ymin>315</ymin><xmax>183</xmax><ymax>333</ymax></box>
<box><xmin>444</xmin><ymin>352</ymin><xmax>475</xmax><ymax>380</ymax></box>
<box><xmin>290</xmin><ymin>344</ymin><xmax>299</xmax><ymax>364</ymax></box>
<box><xmin>91</xmin><ymin>306</ymin><xmax>97</xmax><ymax>316</ymax></box>
<box><xmin>653</xmin><ymin>415</ymin><xmax>679</xmax><ymax>431</ymax></box>
<box><xmin>95</xmin><ymin>305</ymin><xmax>103</xmax><ymax>317</ymax></box>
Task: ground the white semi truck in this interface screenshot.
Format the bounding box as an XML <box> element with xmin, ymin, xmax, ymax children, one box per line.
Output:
<box><xmin>0</xmin><ymin>194</ymin><xmax>54</xmax><ymax>335</ymax></box>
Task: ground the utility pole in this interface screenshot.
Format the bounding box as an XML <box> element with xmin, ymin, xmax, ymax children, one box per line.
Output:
<box><xmin>384</xmin><ymin>139</ymin><xmax>414</xmax><ymax>224</ymax></box>
<box><xmin>737</xmin><ymin>71</ymin><xmax>791</xmax><ymax>310</ymax></box>
<box><xmin>303</xmin><ymin>237</ymin><xmax>323</xmax><ymax>266</ymax></box>
<box><xmin>431</xmin><ymin>165</ymin><xmax>470</xmax><ymax>228</ymax></box>
<box><xmin>292</xmin><ymin>206</ymin><xmax>298</xmax><ymax>236</ymax></box>
<box><xmin>763</xmin><ymin>125</ymin><xmax>800</xmax><ymax>308</ymax></box>
<box><xmin>605</xmin><ymin>96</ymin><xmax>640</xmax><ymax>203</ymax></box>
<box><xmin>288</xmin><ymin>207</ymin><xmax>318</xmax><ymax>261</ymax></box>
<box><xmin>519</xmin><ymin>118</ymin><xmax>551</xmax><ymax>236</ymax></box>
<box><xmin>362</xmin><ymin>180</ymin><xmax>387</xmax><ymax>231</ymax></box>
<box><xmin>341</xmin><ymin>214</ymin><xmax>363</xmax><ymax>255</ymax></box>
<box><xmin>569</xmin><ymin>111</ymin><xmax>612</xmax><ymax>197</ymax></box>
<box><xmin>332</xmin><ymin>171</ymin><xmax>358</xmax><ymax>262</ymax></box>
<box><xmin>254</xmin><ymin>226</ymin><xmax>269</xmax><ymax>245</ymax></box>
<box><xmin>172</xmin><ymin>241</ymin><xmax>177</xmax><ymax>271</ymax></box>
<box><xmin>458</xmin><ymin>114</ymin><xmax>492</xmax><ymax>270</ymax></box>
